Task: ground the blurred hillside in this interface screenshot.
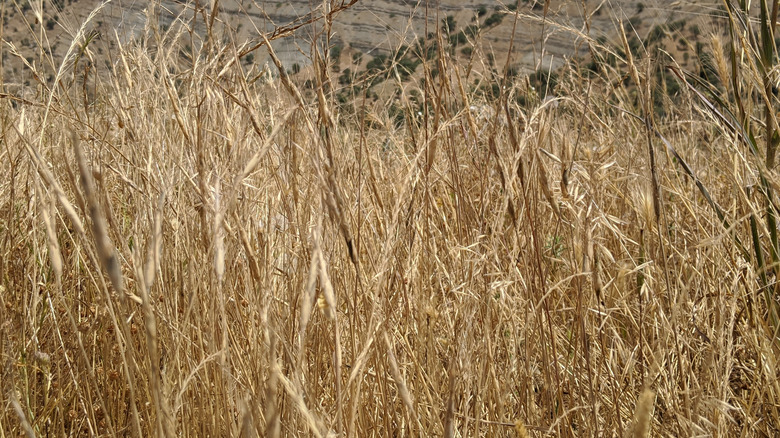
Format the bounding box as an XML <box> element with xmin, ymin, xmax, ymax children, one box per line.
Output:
<box><xmin>1</xmin><ymin>0</ymin><xmax>723</xmax><ymax>93</ymax></box>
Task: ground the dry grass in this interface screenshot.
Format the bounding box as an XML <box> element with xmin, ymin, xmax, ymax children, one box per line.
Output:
<box><xmin>1</xmin><ymin>1</ymin><xmax>780</xmax><ymax>436</ymax></box>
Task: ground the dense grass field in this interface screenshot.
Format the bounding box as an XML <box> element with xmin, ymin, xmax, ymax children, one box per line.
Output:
<box><xmin>2</xmin><ymin>1</ymin><xmax>780</xmax><ymax>436</ymax></box>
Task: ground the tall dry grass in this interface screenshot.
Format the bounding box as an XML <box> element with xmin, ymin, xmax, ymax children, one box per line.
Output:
<box><xmin>1</xmin><ymin>0</ymin><xmax>779</xmax><ymax>436</ymax></box>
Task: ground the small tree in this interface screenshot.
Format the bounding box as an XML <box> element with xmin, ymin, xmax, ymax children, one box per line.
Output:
<box><xmin>330</xmin><ymin>45</ymin><xmax>343</xmax><ymax>72</ymax></box>
<box><xmin>330</xmin><ymin>44</ymin><xmax>343</xmax><ymax>61</ymax></box>
<box><xmin>484</xmin><ymin>12</ymin><xmax>503</xmax><ymax>27</ymax></box>
<box><xmin>442</xmin><ymin>16</ymin><xmax>456</xmax><ymax>33</ymax></box>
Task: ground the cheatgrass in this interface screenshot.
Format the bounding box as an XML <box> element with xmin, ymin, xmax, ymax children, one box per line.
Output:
<box><xmin>1</xmin><ymin>1</ymin><xmax>779</xmax><ymax>436</ymax></box>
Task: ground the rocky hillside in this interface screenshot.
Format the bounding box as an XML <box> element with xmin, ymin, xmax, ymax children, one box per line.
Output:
<box><xmin>1</xmin><ymin>0</ymin><xmax>723</xmax><ymax>90</ymax></box>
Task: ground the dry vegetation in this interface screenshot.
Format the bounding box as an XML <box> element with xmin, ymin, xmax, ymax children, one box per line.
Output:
<box><xmin>2</xmin><ymin>1</ymin><xmax>780</xmax><ymax>437</ymax></box>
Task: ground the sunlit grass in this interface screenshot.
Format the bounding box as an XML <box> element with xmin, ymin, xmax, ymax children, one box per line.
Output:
<box><xmin>1</xmin><ymin>1</ymin><xmax>779</xmax><ymax>436</ymax></box>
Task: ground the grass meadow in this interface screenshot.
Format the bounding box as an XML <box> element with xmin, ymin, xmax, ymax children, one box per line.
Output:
<box><xmin>2</xmin><ymin>0</ymin><xmax>780</xmax><ymax>436</ymax></box>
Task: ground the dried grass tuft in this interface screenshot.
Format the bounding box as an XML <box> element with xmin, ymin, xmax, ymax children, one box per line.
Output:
<box><xmin>2</xmin><ymin>1</ymin><xmax>779</xmax><ymax>437</ymax></box>
<box><xmin>631</xmin><ymin>389</ymin><xmax>656</xmax><ymax>438</ymax></box>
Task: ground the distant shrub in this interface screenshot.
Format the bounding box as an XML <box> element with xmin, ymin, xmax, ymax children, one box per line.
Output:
<box><xmin>330</xmin><ymin>44</ymin><xmax>343</xmax><ymax>61</ymax></box>
<box><xmin>529</xmin><ymin>68</ymin><xmax>557</xmax><ymax>96</ymax></box>
<box><xmin>669</xmin><ymin>19</ymin><xmax>686</xmax><ymax>32</ymax></box>
<box><xmin>338</xmin><ymin>68</ymin><xmax>353</xmax><ymax>85</ymax></box>
<box><xmin>628</xmin><ymin>36</ymin><xmax>642</xmax><ymax>56</ymax></box>
<box><xmin>442</xmin><ymin>16</ymin><xmax>456</xmax><ymax>33</ymax></box>
<box><xmin>477</xmin><ymin>82</ymin><xmax>500</xmax><ymax>99</ymax></box>
<box><xmin>395</xmin><ymin>57</ymin><xmax>420</xmax><ymax>79</ymax></box>
<box><xmin>423</xmin><ymin>41</ymin><xmax>439</xmax><ymax>60</ymax></box>
<box><xmin>484</xmin><ymin>12</ymin><xmax>503</xmax><ymax>27</ymax></box>
<box><xmin>450</xmin><ymin>31</ymin><xmax>468</xmax><ymax>46</ymax></box>
<box><xmin>647</xmin><ymin>25</ymin><xmax>665</xmax><ymax>45</ymax></box>
<box><xmin>366</xmin><ymin>54</ymin><xmax>388</xmax><ymax>74</ymax></box>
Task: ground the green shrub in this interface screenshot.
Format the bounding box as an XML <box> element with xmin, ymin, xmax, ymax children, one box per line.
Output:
<box><xmin>484</xmin><ymin>12</ymin><xmax>503</xmax><ymax>27</ymax></box>
<box><xmin>669</xmin><ymin>19</ymin><xmax>686</xmax><ymax>32</ymax></box>
<box><xmin>647</xmin><ymin>25</ymin><xmax>665</xmax><ymax>45</ymax></box>
<box><xmin>450</xmin><ymin>31</ymin><xmax>468</xmax><ymax>46</ymax></box>
<box><xmin>442</xmin><ymin>15</ymin><xmax>456</xmax><ymax>33</ymax></box>
<box><xmin>529</xmin><ymin>68</ymin><xmax>557</xmax><ymax>95</ymax></box>
<box><xmin>338</xmin><ymin>68</ymin><xmax>353</xmax><ymax>85</ymax></box>
<box><xmin>330</xmin><ymin>44</ymin><xmax>343</xmax><ymax>61</ymax></box>
<box><xmin>366</xmin><ymin>54</ymin><xmax>389</xmax><ymax>74</ymax></box>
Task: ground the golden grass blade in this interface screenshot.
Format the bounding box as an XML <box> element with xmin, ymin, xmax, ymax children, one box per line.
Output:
<box><xmin>72</xmin><ymin>132</ymin><xmax>123</xmax><ymax>295</ymax></box>
<box><xmin>631</xmin><ymin>389</ymin><xmax>656</xmax><ymax>438</ymax></box>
